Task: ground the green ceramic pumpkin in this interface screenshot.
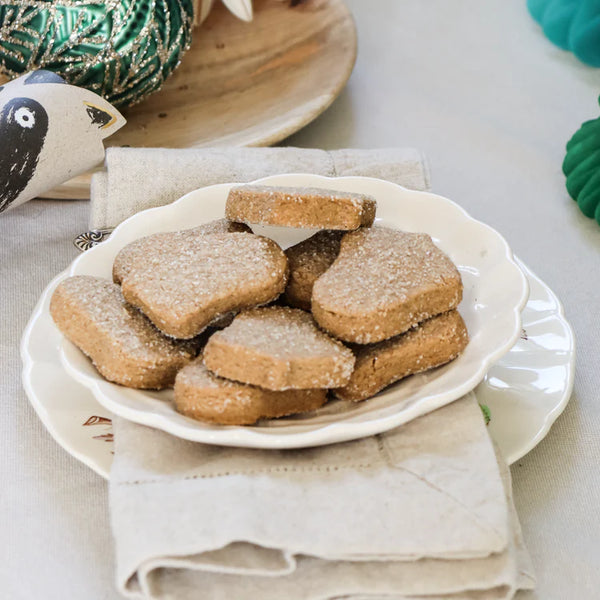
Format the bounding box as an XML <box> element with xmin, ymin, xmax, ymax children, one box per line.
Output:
<box><xmin>563</xmin><ymin>105</ymin><xmax>600</xmax><ymax>225</ymax></box>
<box><xmin>0</xmin><ymin>0</ymin><xmax>194</xmax><ymax>107</ymax></box>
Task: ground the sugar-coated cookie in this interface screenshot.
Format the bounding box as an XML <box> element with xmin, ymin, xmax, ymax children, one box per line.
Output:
<box><xmin>117</xmin><ymin>232</ymin><xmax>288</xmax><ymax>339</ymax></box>
<box><xmin>174</xmin><ymin>359</ymin><xmax>327</xmax><ymax>425</ymax></box>
<box><xmin>284</xmin><ymin>230</ymin><xmax>344</xmax><ymax>310</ymax></box>
<box><xmin>113</xmin><ymin>219</ymin><xmax>249</xmax><ymax>284</ymax></box>
<box><xmin>225</xmin><ymin>185</ymin><xmax>376</xmax><ymax>230</ymax></box>
<box><xmin>334</xmin><ymin>310</ymin><xmax>469</xmax><ymax>401</ymax></box>
<box><xmin>203</xmin><ymin>306</ymin><xmax>355</xmax><ymax>390</ymax></box>
<box><xmin>50</xmin><ymin>276</ymin><xmax>197</xmax><ymax>389</ymax></box>
<box><xmin>312</xmin><ymin>227</ymin><xmax>463</xmax><ymax>344</ymax></box>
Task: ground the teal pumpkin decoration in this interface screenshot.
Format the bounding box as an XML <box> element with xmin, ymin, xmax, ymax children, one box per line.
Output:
<box><xmin>528</xmin><ymin>0</ymin><xmax>600</xmax><ymax>67</ymax></box>
<box><xmin>563</xmin><ymin>104</ymin><xmax>600</xmax><ymax>225</ymax></box>
<box><xmin>0</xmin><ymin>0</ymin><xmax>194</xmax><ymax>107</ymax></box>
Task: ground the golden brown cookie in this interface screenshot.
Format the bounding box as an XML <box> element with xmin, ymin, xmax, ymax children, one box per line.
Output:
<box><xmin>117</xmin><ymin>232</ymin><xmax>288</xmax><ymax>339</ymax></box>
<box><xmin>174</xmin><ymin>359</ymin><xmax>327</xmax><ymax>425</ymax></box>
<box><xmin>225</xmin><ymin>185</ymin><xmax>377</xmax><ymax>230</ymax></box>
<box><xmin>312</xmin><ymin>227</ymin><xmax>463</xmax><ymax>344</ymax></box>
<box><xmin>50</xmin><ymin>276</ymin><xmax>197</xmax><ymax>389</ymax></box>
<box><xmin>203</xmin><ymin>306</ymin><xmax>355</xmax><ymax>390</ymax></box>
<box><xmin>284</xmin><ymin>230</ymin><xmax>344</xmax><ymax>310</ymax></box>
<box><xmin>334</xmin><ymin>310</ymin><xmax>469</xmax><ymax>402</ymax></box>
<box><xmin>113</xmin><ymin>219</ymin><xmax>249</xmax><ymax>284</ymax></box>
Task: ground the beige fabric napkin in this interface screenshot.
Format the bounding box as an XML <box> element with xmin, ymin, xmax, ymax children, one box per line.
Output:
<box><xmin>110</xmin><ymin>396</ymin><xmax>534</xmax><ymax>599</ymax></box>
<box><xmin>100</xmin><ymin>146</ymin><xmax>534</xmax><ymax>599</ymax></box>
<box><xmin>89</xmin><ymin>147</ymin><xmax>430</xmax><ymax>228</ymax></box>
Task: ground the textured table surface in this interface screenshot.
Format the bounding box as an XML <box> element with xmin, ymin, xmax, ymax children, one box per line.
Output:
<box><xmin>2</xmin><ymin>1</ymin><xmax>599</xmax><ymax>598</ymax></box>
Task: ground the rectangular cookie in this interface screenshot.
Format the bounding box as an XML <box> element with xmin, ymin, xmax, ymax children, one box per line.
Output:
<box><xmin>175</xmin><ymin>359</ymin><xmax>327</xmax><ymax>425</ymax></box>
<box><xmin>50</xmin><ymin>276</ymin><xmax>197</xmax><ymax>389</ymax></box>
<box><xmin>284</xmin><ymin>230</ymin><xmax>344</xmax><ymax>310</ymax></box>
<box><xmin>334</xmin><ymin>310</ymin><xmax>469</xmax><ymax>401</ymax></box>
<box><xmin>225</xmin><ymin>185</ymin><xmax>377</xmax><ymax>230</ymax></box>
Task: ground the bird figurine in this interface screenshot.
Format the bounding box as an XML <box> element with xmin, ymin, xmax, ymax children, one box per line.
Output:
<box><xmin>0</xmin><ymin>97</ymin><xmax>49</xmax><ymax>213</ymax></box>
<box><xmin>0</xmin><ymin>70</ymin><xmax>125</xmax><ymax>214</ymax></box>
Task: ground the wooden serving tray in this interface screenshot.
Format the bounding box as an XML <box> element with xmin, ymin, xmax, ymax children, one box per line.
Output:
<box><xmin>45</xmin><ymin>0</ymin><xmax>356</xmax><ymax>199</ymax></box>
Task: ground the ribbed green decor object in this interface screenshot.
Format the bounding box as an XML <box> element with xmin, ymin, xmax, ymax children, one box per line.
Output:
<box><xmin>0</xmin><ymin>0</ymin><xmax>194</xmax><ymax>107</ymax></box>
<box><xmin>563</xmin><ymin>104</ymin><xmax>600</xmax><ymax>225</ymax></box>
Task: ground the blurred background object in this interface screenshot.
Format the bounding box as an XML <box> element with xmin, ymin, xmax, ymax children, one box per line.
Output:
<box><xmin>563</xmin><ymin>98</ymin><xmax>600</xmax><ymax>225</ymax></box>
<box><xmin>528</xmin><ymin>0</ymin><xmax>600</xmax><ymax>66</ymax></box>
<box><xmin>0</xmin><ymin>0</ymin><xmax>195</xmax><ymax>107</ymax></box>
<box><xmin>195</xmin><ymin>0</ymin><xmax>253</xmax><ymax>23</ymax></box>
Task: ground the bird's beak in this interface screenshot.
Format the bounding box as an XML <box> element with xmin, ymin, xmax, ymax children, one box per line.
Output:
<box><xmin>84</xmin><ymin>101</ymin><xmax>117</xmax><ymax>130</ymax></box>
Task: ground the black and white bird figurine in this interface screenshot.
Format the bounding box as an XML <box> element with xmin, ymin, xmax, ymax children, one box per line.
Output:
<box><xmin>0</xmin><ymin>96</ymin><xmax>49</xmax><ymax>212</ymax></box>
<box><xmin>0</xmin><ymin>69</ymin><xmax>125</xmax><ymax>214</ymax></box>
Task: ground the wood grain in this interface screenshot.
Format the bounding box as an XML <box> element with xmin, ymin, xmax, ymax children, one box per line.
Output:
<box><xmin>44</xmin><ymin>0</ymin><xmax>356</xmax><ymax>199</ymax></box>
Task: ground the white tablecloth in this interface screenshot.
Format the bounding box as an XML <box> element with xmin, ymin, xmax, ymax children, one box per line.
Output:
<box><xmin>2</xmin><ymin>1</ymin><xmax>599</xmax><ymax>598</ymax></box>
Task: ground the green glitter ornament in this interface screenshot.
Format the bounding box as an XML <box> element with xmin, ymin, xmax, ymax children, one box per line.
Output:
<box><xmin>563</xmin><ymin>100</ymin><xmax>600</xmax><ymax>225</ymax></box>
<box><xmin>0</xmin><ymin>0</ymin><xmax>194</xmax><ymax>107</ymax></box>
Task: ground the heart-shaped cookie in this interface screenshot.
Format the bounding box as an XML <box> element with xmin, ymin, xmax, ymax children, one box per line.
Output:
<box><xmin>113</xmin><ymin>219</ymin><xmax>249</xmax><ymax>284</ymax></box>
<box><xmin>312</xmin><ymin>227</ymin><xmax>463</xmax><ymax>344</ymax></box>
<box><xmin>116</xmin><ymin>232</ymin><xmax>288</xmax><ymax>339</ymax></box>
<box><xmin>203</xmin><ymin>306</ymin><xmax>355</xmax><ymax>390</ymax></box>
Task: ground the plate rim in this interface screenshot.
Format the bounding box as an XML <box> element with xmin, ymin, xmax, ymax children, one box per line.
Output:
<box><xmin>491</xmin><ymin>257</ymin><xmax>576</xmax><ymax>464</ymax></box>
<box><xmin>56</xmin><ymin>174</ymin><xmax>530</xmax><ymax>449</ymax></box>
<box><xmin>20</xmin><ymin>270</ymin><xmax>111</xmax><ymax>477</ymax></box>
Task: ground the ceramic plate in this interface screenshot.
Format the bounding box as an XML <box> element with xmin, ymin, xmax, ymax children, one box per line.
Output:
<box><xmin>21</xmin><ymin>258</ymin><xmax>574</xmax><ymax>478</ymax></box>
<box><xmin>38</xmin><ymin>174</ymin><xmax>528</xmax><ymax>449</ymax></box>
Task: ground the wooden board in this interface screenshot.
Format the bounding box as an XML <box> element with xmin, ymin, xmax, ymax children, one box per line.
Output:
<box><xmin>45</xmin><ymin>0</ymin><xmax>356</xmax><ymax>199</ymax></box>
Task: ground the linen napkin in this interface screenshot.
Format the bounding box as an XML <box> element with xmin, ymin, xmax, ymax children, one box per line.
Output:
<box><xmin>100</xmin><ymin>146</ymin><xmax>534</xmax><ymax>599</ymax></box>
<box><xmin>89</xmin><ymin>147</ymin><xmax>430</xmax><ymax>228</ymax></box>
<box><xmin>110</xmin><ymin>395</ymin><xmax>534</xmax><ymax>599</ymax></box>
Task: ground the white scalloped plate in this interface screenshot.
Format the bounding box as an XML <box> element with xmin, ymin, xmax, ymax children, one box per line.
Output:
<box><xmin>20</xmin><ymin>257</ymin><xmax>574</xmax><ymax>477</ymax></box>
<box><xmin>30</xmin><ymin>174</ymin><xmax>530</xmax><ymax>450</ymax></box>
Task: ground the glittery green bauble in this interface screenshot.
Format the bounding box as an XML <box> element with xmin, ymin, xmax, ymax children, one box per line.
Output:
<box><xmin>563</xmin><ymin>100</ymin><xmax>600</xmax><ymax>226</ymax></box>
<box><xmin>0</xmin><ymin>0</ymin><xmax>194</xmax><ymax>107</ymax></box>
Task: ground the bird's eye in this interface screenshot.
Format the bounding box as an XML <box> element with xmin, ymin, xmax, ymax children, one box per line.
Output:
<box><xmin>14</xmin><ymin>106</ymin><xmax>35</xmax><ymax>128</ymax></box>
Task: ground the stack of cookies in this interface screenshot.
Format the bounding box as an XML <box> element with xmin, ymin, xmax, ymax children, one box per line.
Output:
<box><xmin>50</xmin><ymin>185</ymin><xmax>469</xmax><ymax>425</ymax></box>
